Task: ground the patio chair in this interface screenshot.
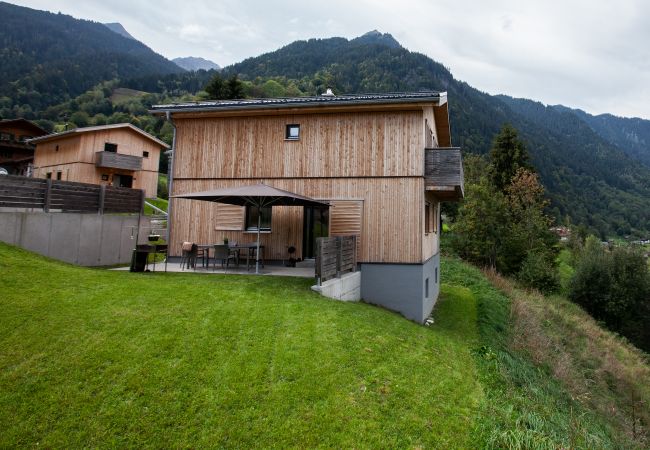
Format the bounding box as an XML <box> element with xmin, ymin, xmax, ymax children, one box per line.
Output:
<box><xmin>180</xmin><ymin>242</ymin><xmax>205</xmax><ymax>270</ymax></box>
<box><xmin>213</xmin><ymin>244</ymin><xmax>237</xmax><ymax>272</ymax></box>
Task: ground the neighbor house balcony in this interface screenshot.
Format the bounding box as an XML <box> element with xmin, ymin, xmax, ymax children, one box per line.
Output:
<box><xmin>95</xmin><ymin>151</ymin><xmax>142</xmax><ymax>171</ymax></box>
<box><xmin>424</xmin><ymin>147</ymin><xmax>464</xmax><ymax>200</ymax></box>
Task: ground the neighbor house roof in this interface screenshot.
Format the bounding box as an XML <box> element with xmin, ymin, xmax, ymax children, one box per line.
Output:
<box><xmin>0</xmin><ymin>118</ymin><xmax>48</xmax><ymax>136</ymax></box>
<box><xmin>150</xmin><ymin>91</ymin><xmax>447</xmax><ymax>114</ymax></box>
<box><xmin>28</xmin><ymin>123</ymin><xmax>170</xmax><ymax>148</ymax></box>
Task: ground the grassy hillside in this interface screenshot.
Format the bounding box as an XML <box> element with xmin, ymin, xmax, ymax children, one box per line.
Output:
<box><xmin>0</xmin><ymin>243</ymin><xmax>647</xmax><ymax>448</ymax></box>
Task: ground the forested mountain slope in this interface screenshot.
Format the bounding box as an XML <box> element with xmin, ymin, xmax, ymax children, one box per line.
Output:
<box><xmin>0</xmin><ymin>2</ymin><xmax>183</xmax><ymax>113</ymax></box>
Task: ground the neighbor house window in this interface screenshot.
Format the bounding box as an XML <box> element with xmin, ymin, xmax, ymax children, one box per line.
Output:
<box><xmin>104</xmin><ymin>143</ymin><xmax>117</xmax><ymax>152</ymax></box>
<box><xmin>56</xmin><ymin>171</ymin><xmax>62</xmax><ymax>180</ymax></box>
<box><xmin>0</xmin><ymin>132</ymin><xmax>13</xmax><ymax>141</ymax></box>
<box><xmin>143</xmin><ymin>151</ymin><xmax>149</xmax><ymax>158</ymax></box>
<box><xmin>285</xmin><ymin>124</ymin><xmax>300</xmax><ymax>140</ymax></box>
<box><xmin>46</xmin><ymin>172</ymin><xmax>52</xmax><ymax>179</ymax></box>
<box><xmin>246</xmin><ymin>205</ymin><xmax>272</xmax><ymax>231</ymax></box>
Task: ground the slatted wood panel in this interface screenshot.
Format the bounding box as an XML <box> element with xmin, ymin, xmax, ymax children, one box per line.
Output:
<box><xmin>214</xmin><ymin>203</ymin><xmax>244</xmax><ymax>230</ymax></box>
<box><xmin>0</xmin><ymin>175</ymin><xmax>47</xmax><ymax>208</ymax></box>
<box><xmin>0</xmin><ymin>174</ymin><xmax>143</xmax><ymax>213</ymax></box>
<box><xmin>169</xmin><ymin>178</ymin><xmax>424</xmax><ymax>263</ymax></box>
<box><xmin>329</xmin><ymin>200</ymin><xmax>362</xmax><ymax>256</ymax></box>
<box><xmin>315</xmin><ymin>236</ymin><xmax>357</xmax><ymax>282</ymax></box>
<box><xmin>104</xmin><ymin>186</ymin><xmax>143</xmax><ymax>213</ymax></box>
<box><xmin>173</xmin><ymin>111</ymin><xmax>424</xmax><ymax>180</ymax></box>
<box><xmin>425</xmin><ymin>147</ymin><xmax>463</xmax><ymax>187</ymax></box>
<box><xmin>49</xmin><ymin>181</ymin><xmax>100</xmax><ymax>212</ymax></box>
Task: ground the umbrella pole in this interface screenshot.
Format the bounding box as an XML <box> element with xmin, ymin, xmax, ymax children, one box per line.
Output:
<box><xmin>256</xmin><ymin>212</ymin><xmax>261</xmax><ymax>274</ymax></box>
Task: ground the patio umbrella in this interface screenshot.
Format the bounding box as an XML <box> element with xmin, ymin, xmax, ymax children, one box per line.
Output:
<box><xmin>172</xmin><ymin>183</ymin><xmax>329</xmax><ymax>274</ymax></box>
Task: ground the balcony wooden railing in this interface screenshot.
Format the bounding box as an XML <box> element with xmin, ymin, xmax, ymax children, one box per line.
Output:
<box><xmin>424</xmin><ymin>147</ymin><xmax>464</xmax><ymax>200</ymax></box>
<box><xmin>95</xmin><ymin>151</ymin><xmax>142</xmax><ymax>171</ymax></box>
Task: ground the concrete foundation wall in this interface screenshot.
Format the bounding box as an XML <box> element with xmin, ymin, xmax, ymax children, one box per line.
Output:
<box><xmin>360</xmin><ymin>253</ymin><xmax>440</xmax><ymax>323</ymax></box>
<box><xmin>0</xmin><ymin>211</ymin><xmax>151</xmax><ymax>266</ymax></box>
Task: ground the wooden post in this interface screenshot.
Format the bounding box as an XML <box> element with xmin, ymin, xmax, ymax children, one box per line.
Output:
<box><xmin>315</xmin><ymin>237</ymin><xmax>322</xmax><ymax>285</ymax></box>
<box><xmin>43</xmin><ymin>178</ymin><xmax>52</xmax><ymax>212</ymax></box>
<box><xmin>139</xmin><ymin>189</ymin><xmax>145</xmax><ymax>215</ymax></box>
<box><xmin>336</xmin><ymin>236</ymin><xmax>342</xmax><ymax>278</ymax></box>
<box><xmin>98</xmin><ymin>185</ymin><xmax>106</xmax><ymax>215</ymax></box>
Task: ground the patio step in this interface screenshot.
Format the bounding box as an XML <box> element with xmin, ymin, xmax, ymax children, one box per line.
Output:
<box><xmin>296</xmin><ymin>259</ymin><xmax>315</xmax><ymax>268</ymax></box>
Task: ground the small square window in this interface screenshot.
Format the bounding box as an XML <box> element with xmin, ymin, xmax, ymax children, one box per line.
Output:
<box><xmin>55</xmin><ymin>145</ymin><xmax>59</xmax><ymax>152</ymax></box>
<box><xmin>46</xmin><ymin>172</ymin><xmax>52</xmax><ymax>179</ymax></box>
<box><xmin>285</xmin><ymin>124</ymin><xmax>300</xmax><ymax>140</ymax></box>
<box><xmin>56</xmin><ymin>171</ymin><xmax>62</xmax><ymax>180</ymax></box>
<box><xmin>101</xmin><ymin>174</ymin><xmax>109</xmax><ymax>181</ymax></box>
<box><xmin>143</xmin><ymin>151</ymin><xmax>149</xmax><ymax>158</ymax></box>
<box><xmin>104</xmin><ymin>143</ymin><xmax>117</xmax><ymax>152</ymax></box>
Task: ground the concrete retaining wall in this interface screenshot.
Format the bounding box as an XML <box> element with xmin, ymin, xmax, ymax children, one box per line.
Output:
<box><xmin>0</xmin><ymin>211</ymin><xmax>151</xmax><ymax>266</ymax></box>
<box><xmin>360</xmin><ymin>253</ymin><xmax>440</xmax><ymax>323</ymax></box>
<box><xmin>312</xmin><ymin>271</ymin><xmax>361</xmax><ymax>301</ymax></box>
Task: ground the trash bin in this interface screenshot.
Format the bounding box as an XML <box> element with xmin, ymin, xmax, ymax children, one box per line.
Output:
<box><xmin>130</xmin><ymin>249</ymin><xmax>148</xmax><ymax>272</ymax></box>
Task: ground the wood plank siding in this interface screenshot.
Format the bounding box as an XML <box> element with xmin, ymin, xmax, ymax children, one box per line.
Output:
<box><xmin>172</xmin><ymin>111</ymin><xmax>423</xmax><ymax>180</ymax></box>
<box><xmin>170</xmin><ymin>177</ymin><xmax>425</xmax><ymax>263</ymax></box>
<box><xmin>168</xmin><ymin>106</ymin><xmax>454</xmax><ymax>264</ymax></box>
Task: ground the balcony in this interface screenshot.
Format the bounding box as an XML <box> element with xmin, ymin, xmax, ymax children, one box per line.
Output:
<box><xmin>95</xmin><ymin>151</ymin><xmax>142</xmax><ymax>171</ymax></box>
<box><xmin>424</xmin><ymin>147</ymin><xmax>464</xmax><ymax>201</ymax></box>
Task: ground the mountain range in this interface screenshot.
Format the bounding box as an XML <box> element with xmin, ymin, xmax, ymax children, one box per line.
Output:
<box><xmin>172</xmin><ymin>57</ymin><xmax>221</xmax><ymax>72</ymax></box>
<box><xmin>0</xmin><ymin>2</ymin><xmax>648</xmax><ymax>238</ymax></box>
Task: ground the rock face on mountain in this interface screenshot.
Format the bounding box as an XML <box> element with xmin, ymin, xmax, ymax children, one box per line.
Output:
<box><xmin>172</xmin><ymin>57</ymin><xmax>221</xmax><ymax>72</ymax></box>
<box><xmin>103</xmin><ymin>22</ymin><xmax>136</xmax><ymax>40</ymax></box>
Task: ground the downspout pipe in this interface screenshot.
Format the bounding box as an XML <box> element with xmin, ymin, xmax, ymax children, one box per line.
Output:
<box><xmin>165</xmin><ymin>111</ymin><xmax>177</xmax><ymax>265</ymax></box>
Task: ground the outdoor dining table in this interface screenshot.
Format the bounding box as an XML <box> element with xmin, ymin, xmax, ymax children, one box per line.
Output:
<box><xmin>198</xmin><ymin>243</ymin><xmax>265</xmax><ymax>271</ymax></box>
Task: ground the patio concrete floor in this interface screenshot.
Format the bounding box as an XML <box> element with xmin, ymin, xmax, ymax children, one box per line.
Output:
<box><xmin>112</xmin><ymin>260</ymin><xmax>316</xmax><ymax>278</ymax></box>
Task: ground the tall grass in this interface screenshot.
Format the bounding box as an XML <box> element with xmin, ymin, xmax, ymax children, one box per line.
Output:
<box><xmin>443</xmin><ymin>257</ymin><xmax>643</xmax><ymax>449</ymax></box>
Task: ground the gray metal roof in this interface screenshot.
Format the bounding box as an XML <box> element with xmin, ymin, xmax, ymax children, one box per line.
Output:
<box><xmin>150</xmin><ymin>91</ymin><xmax>446</xmax><ymax>114</ymax></box>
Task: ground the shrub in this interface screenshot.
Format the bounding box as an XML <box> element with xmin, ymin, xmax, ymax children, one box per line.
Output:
<box><xmin>517</xmin><ymin>251</ymin><xmax>560</xmax><ymax>294</ymax></box>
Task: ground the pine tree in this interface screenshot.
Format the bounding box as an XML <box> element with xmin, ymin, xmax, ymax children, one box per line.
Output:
<box><xmin>489</xmin><ymin>124</ymin><xmax>532</xmax><ymax>192</ymax></box>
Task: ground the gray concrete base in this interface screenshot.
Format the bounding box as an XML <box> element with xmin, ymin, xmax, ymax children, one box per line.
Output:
<box><xmin>311</xmin><ymin>271</ymin><xmax>361</xmax><ymax>301</ymax></box>
<box><xmin>360</xmin><ymin>253</ymin><xmax>440</xmax><ymax>323</ymax></box>
<box><xmin>0</xmin><ymin>211</ymin><xmax>151</xmax><ymax>266</ymax></box>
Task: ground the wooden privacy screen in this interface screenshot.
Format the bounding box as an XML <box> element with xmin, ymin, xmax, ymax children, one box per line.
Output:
<box><xmin>315</xmin><ymin>235</ymin><xmax>357</xmax><ymax>283</ymax></box>
<box><xmin>214</xmin><ymin>203</ymin><xmax>245</xmax><ymax>230</ymax></box>
<box><xmin>0</xmin><ymin>174</ymin><xmax>144</xmax><ymax>214</ymax></box>
<box><xmin>329</xmin><ymin>200</ymin><xmax>362</xmax><ymax>256</ymax></box>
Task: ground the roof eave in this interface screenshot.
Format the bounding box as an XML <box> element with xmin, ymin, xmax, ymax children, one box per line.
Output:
<box><xmin>149</xmin><ymin>94</ymin><xmax>444</xmax><ymax>116</ymax></box>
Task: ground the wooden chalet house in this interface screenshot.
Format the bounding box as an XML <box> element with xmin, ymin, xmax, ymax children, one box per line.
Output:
<box><xmin>152</xmin><ymin>91</ymin><xmax>463</xmax><ymax>322</ymax></box>
<box><xmin>29</xmin><ymin>123</ymin><xmax>168</xmax><ymax>198</ymax></box>
<box><xmin>0</xmin><ymin>119</ymin><xmax>48</xmax><ymax>176</ymax></box>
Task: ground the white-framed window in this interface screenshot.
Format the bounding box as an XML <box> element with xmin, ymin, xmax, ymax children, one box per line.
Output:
<box><xmin>285</xmin><ymin>124</ymin><xmax>300</xmax><ymax>140</ymax></box>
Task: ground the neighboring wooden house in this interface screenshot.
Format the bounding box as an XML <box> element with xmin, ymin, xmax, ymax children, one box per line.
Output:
<box><xmin>30</xmin><ymin>123</ymin><xmax>168</xmax><ymax>198</ymax></box>
<box><xmin>0</xmin><ymin>119</ymin><xmax>48</xmax><ymax>176</ymax></box>
<box><xmin>152</xmin><ymin>91</ymin><xmax>463</xmax><ymax>322</ymax></box>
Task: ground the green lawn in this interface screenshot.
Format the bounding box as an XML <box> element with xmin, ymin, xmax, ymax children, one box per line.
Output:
<box><xmin>0</xmin><ymin>243</ymin><xmax>481</xmax><ymax>448</ymax></box>
<box><xmin>0</xmin><ymin>243</ymin><xmax>639</xmax><ymax>448</ymax></box>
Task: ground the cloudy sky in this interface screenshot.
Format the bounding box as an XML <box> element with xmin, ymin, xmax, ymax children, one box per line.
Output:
<box><xmin>14</xmin><ymin>0</ymin><xmax>650</xmax><ymax>119</ymax></box>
